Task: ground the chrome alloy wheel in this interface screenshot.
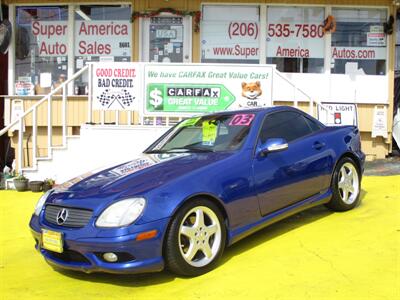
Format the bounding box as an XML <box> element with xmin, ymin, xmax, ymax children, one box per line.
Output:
<box><xmin>178</xmin><ymin>206</ymin><xmax>222</xmax><ymax>268</ymax></box>
<box><xmin>338</xmin><ymin>162</ymin><xmax>360</xmax><ymax>205</ymax></box>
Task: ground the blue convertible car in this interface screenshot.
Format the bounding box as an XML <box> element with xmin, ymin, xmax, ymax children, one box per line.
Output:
<box><xmin>30</xmin><ymin>106</ymin><xmax>365</xmax><ymax>276</ymax></box>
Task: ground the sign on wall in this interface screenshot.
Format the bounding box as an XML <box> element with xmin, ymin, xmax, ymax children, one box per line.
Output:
<box><xmin>318</xmin><ymin>103</ymin><xmax>358</xmax><ymax>126</ymax></box>
<box><xmin>93</xmin><ymin>63</ymin><xmax>140</xmax><ymax>110</ymax></box>
<box><xmin>31</xmin><ymin>20</ymin><xmax>131</xmax><ymax>57</ymax></box>
<box><xmin>201</xmin><ymin>6</ymin><xmax>260</xmax><ymax>62</ymax></box>
<box><xmin>75</xmin><ymin>21</ymin><xmax>131</xmax><ymax>57</ymax></box>
<box><xmin>144</xmin><ymin>64</ymin><xmax>273</xmax><ymax>114</ymax></box>
<box><xmin>372</xmin><ymin>105</ymin><xmax>388</xmax><ymax>138</ymax></box>
<box><xmin>266</xmin><ymin>7</ymin><xmax>325</xmax><ymax>59</ymax></box>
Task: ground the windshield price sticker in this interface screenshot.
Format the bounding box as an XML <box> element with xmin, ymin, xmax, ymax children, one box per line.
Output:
<box><xmin>229</xmin><ymin>114</ymin><xmax>255</xmax><ymax>126</ymax></box>
<box><xmin>202</xmin><ymin>121</ymin><xmax>218</xmax><ymax>145</ymax></box>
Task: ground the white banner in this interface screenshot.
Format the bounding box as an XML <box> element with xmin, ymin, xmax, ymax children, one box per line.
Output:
<box><xmin>318</xmin><ymin>103</ymin><xmax>358</xmax><ymax>126</ymax></box>
<box><xmin>93</xmin><ymin>63</ymin><xmax>140</xmax><ymax>110</ymax></box>
<box><xmin>144</xmin><ymin>64</ymin><xmax>273</xmax><ymax>115</ymax></box>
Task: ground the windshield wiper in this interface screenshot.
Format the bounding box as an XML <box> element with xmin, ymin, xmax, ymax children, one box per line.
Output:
<box><xmin>144</xmin><ymin>149</ymin><xmax>167</xmax><ymax>154</ymax></box>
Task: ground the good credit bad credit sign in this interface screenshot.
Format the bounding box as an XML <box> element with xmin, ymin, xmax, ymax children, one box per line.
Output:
<box><xmin>93</xmin><ymin>63</ymin><xmax>140</xmax><ymax>110</ymax></box>
<box><xmin>145</xmin><ymin>64</ymin><xmax>273</xmax><ymax>114</ymax></box>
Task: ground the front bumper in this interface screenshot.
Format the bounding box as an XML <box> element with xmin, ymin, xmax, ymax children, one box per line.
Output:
<box><xmin>30</xmin><ymin>215</ymin><xmax>170</xmax><ymax>274</ymax></box>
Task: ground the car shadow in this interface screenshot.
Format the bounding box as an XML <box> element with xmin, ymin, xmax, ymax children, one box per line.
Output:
<box><xmin>55</xmin><ymin>189</ymin><xmax>367</xmax><ymax>287</ymax></box>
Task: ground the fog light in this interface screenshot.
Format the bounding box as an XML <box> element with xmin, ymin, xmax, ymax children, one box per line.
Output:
<box><xmin>103</xmin><ymin>252</ymin><xmax>118</xmax><ymax>262</ymax></box>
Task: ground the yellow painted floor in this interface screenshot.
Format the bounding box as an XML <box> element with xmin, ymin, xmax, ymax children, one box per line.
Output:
<box><xmin>0</xmin><ymin>176</ymin><xmax>399</xmax><ymax>300</ymax></box>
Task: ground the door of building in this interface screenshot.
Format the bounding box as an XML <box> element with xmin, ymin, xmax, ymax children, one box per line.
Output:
<box><xmin>141</xmin><ymin>14</ymin><xmax>191</xmax><ymax>63</ymax></box>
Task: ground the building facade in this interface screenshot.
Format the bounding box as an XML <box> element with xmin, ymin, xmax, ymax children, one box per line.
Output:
<box><xmin>2</xmin><ymin>0</ymin><xmax>399</xmax><ymax>165</ymax></box>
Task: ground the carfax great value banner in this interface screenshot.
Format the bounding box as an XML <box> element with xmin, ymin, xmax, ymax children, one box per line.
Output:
<box><xmin>144</xmin><ymin>64</ymin><xmax>273</xmax><ymax>115</ymax></box>
<box><xmin>93</xmin><ymin>63</ymin><xmax>141</xmax><ymax>110</ymax></box>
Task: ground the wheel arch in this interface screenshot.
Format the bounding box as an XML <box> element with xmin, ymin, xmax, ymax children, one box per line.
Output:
<box><xmin>162</xmin><ymin>193</ymin><xmax>230</xmax><ymax>255</ymax></box>
<box><xmin>331</xmin><ymin>151</ymin><xmax>362</xmax><ymax>185</ymax></box>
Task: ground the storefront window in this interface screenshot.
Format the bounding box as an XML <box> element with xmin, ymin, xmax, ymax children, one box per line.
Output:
<box><xmin>266</xmin><ymin>6</ymin><xmax>325</xmax><ymax>73</ymax></box>
<box><xmin>74</xmin><ymin>5</ymin><xmax>132</xmax><ymax>94</ymax></box>
<box><xmin>331</xmin><ymin>8</ymin><xmax>387</xmax><ymax>75</ymax></box>
<box><xmin>201</xmin><ymin>5</ymin><xmax>260</xmax><ymax>64</ymax></box>
<box><xmin>15</xmin><ymin>6</ymin><xmax>68</xmax><ymax>95</ymax></box>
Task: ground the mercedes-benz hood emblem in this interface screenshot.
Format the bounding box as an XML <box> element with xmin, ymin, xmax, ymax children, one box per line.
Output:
<box><xmin>56</xmin><ymin>208</ymin><xmax>69</xmax><ymax>225</ymax></box>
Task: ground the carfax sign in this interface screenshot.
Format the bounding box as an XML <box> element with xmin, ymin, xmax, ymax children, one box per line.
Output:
<box><xmin>144</xmin><ymin>64</ymin><xmax>273</xmax><ymax>115</ymax></box>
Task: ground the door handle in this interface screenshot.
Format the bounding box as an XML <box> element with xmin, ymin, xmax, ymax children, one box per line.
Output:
<box><xmin>313</xmin><ymin>141</ymin><xmax>325</xmax><ymax>150</ymax></box>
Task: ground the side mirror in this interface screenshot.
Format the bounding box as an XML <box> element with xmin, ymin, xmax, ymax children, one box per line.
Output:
<box><xmin>257</xmin><ymin>138</ymin><xmax>288</xmax><ymax>157</ymax></box>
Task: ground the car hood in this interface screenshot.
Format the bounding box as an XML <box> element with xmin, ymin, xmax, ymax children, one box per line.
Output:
<box><xmin>52</xmin><ymin>152</ymin><xmax>233</xmax><ymax>200</ymax></box>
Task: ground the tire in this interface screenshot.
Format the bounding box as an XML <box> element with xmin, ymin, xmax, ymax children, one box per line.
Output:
<box><xmin>165</xmin><ymin>198</ymin><xmax>226</xmax><ymax>276</ymax></box>
<box><xmin>325</xmin><ymin>157</ymin><xmax>361</xmax><ymax>212</ymax></box>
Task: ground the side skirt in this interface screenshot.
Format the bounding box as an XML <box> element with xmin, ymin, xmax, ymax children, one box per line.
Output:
<box><xmin>227</xmin><ymin>189</ymin><xmax>332</xmax><ymax>246</ymax></box>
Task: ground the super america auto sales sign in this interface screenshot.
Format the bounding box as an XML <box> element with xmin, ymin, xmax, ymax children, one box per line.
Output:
<box><xmin>32</xmin><ymin>21</ymin><xmax>131</xmax><ymax>57</ymax></box>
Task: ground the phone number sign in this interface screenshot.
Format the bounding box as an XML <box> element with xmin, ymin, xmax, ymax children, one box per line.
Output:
<box><xmin>266</xmin><ymin>23</ymin><xmax>325</xmax><ymax>59</ymax></box>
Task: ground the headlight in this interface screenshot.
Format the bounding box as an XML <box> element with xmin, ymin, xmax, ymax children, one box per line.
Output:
<box><xmin>96</xmin><ymin>198</ymin><xmax>146</xmax><ymax>228</ymax></box>
<box><xmin>34</xmin><ymin>190</ymin><xmax>52</xmax><ymax>216</ymax></box>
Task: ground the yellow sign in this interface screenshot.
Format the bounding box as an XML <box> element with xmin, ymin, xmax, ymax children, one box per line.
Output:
<box><xmin>42</xmin><ymin>229</ymin><xmax>63</xmax><ymax>253</ymax></box>
<box><xmin>202</xmin><ymin>121</ymin><xmax>217</xmax><ymax>145</ymax></box>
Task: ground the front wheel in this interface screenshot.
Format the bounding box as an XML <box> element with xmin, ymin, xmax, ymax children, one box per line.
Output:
<box><xmin>165</xmin><ymin>199</ymin><xmax>226</xmax><ymax>276</ymax></box>
<box><xmin>326</xmin><ymin>157</ymin><xmax>361</xmax><ymax>211</ymax></box>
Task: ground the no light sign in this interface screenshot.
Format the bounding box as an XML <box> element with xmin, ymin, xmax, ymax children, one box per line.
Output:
<box><xmin>318</xmin><ymin>103</ymin><xmax>358</xmax><ymax>126</ymax></box>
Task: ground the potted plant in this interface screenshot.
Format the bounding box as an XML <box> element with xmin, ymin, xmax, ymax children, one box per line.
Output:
<box><xmin>29</xmin><ymin>180</ymin><xmax>44</xmax><ymax>192</ymax></box>
<box><xmin>13</xmin><ymin>174</ymin><xmax>29</xmax><ymax>192</ymax></box>
<box><xmin>43</xmin><ymin>178</ymin><xmax>55</xmax><ymax>192</ymax></box>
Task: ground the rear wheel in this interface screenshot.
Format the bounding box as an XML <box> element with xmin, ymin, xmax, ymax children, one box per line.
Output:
<box><xmin>326</xmin><ymin>157</ymin><xmax>361</xmax><ymax>211</ymax></box>
<box><xmin>165</xmin><ymin>199</ymin><xmax>226</xmax><ymax>276</ymax></box>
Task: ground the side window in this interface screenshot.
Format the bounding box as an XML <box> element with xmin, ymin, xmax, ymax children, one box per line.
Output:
<box><xmin>303</xmin><ymin>116</ymin><xmax>323</xmax><ymax>132</ymax></box>
<box><xmin>260</xmin><ymin>111</ymin><xmax>313</xmax><ymax>143</ymax></box>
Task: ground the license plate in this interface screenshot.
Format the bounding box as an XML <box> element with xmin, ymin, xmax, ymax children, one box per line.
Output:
<box><xmin>42</xmin><ymin>229</ymin><xmax>63</xmax><ymax>253</ymax></box>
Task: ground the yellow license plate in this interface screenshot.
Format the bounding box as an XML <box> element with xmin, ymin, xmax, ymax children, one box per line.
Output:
<box><xmin>42</xmin><ymin>229</ymin><xmax>63</xmax><ymax>253</ymax></box>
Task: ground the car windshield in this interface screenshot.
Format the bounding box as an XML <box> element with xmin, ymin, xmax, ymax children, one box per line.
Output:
<box><xmin>145</xmin><ymin>113</ymin><xmax>256</xmax><ymax>153</ymax></box>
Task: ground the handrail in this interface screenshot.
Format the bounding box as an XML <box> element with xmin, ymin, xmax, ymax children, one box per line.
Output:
<box><xmin>273</xmin><ymin>70</ymin><xmax>312</xmax><ymax>101</ymax></box>
<box><xmin>0</xmin><ymin>65</ymin><xmax>89</xmax><ymax>137</ymax></box>
<box><xmin>273</xmin><ymin>69</ymin><xmax>332</xmax><ymax>119</ymax></box>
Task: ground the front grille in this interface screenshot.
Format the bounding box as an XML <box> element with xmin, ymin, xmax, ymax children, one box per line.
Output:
<box><xmin>46</xmin><ymin>249</ymin><xmax>91</xmax><ymax>265</ymax></box>
<box><xmin>44</xmin><ymin>205</ymin><xmax>93</xmax><ymax>228</ymax></box>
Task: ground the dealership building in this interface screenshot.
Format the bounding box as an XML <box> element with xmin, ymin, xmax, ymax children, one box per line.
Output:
<box><xmin>0</xmin><ymin>0</ymin><xmax>399</xmax><ymax>181</ymax></box>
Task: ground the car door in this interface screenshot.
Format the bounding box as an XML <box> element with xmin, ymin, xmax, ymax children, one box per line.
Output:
<box><xmin>253</xmin><ymin>111</ymin><xmax>332</xmax><ymax>216</ymax></box>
